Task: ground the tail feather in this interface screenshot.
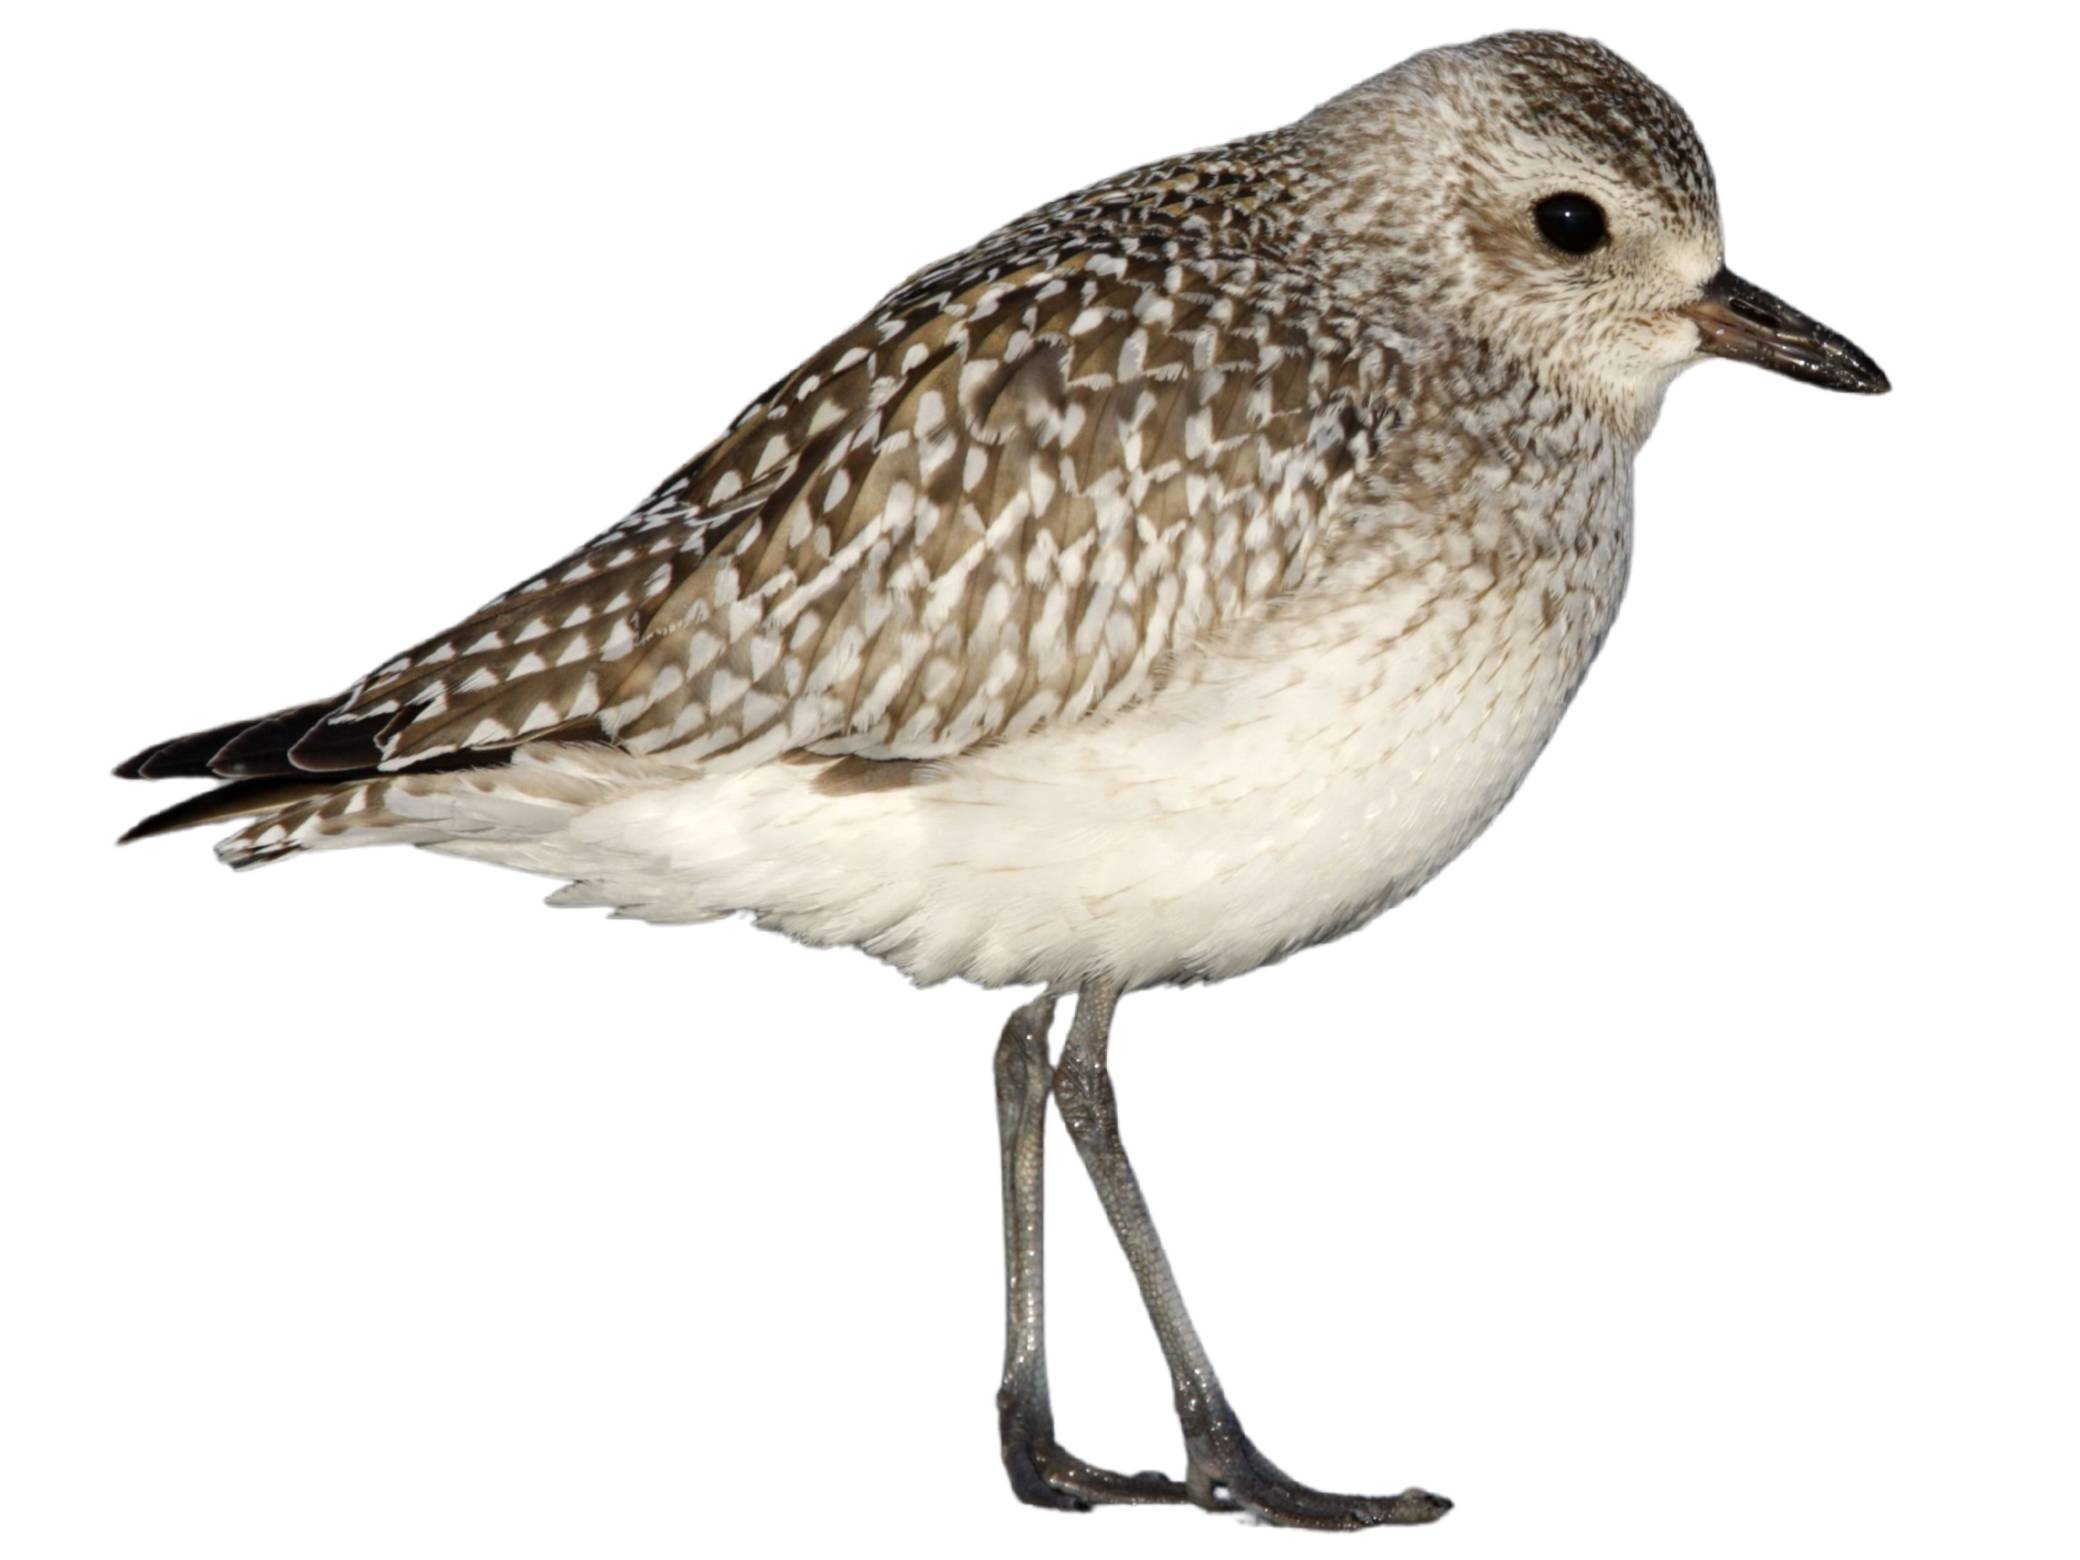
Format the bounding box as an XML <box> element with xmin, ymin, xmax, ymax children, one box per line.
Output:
<box><xmin>117</xmin><ymin>775</ymin><xmax>339</xmax><ymax>844</ymax></box>
<box><xmin>206</xmin><ymin>745</ymin><xmax>654</xmax><ymax>868</ymax></box>
<box><xmin>119</xmin><ymin>696</ymin><xmax>538</xmax><ymax>850</ymax></box>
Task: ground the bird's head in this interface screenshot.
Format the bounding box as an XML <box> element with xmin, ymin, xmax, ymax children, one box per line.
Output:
<box><xmin>1303</xmin><ymin>31</ymin><xmax>1887</xmax><ymax>442</ymax></box>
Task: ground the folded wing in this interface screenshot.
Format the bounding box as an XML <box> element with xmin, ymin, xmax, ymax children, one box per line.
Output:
<box><xmin>121</xmin><ymin>187</ymin><xmax>1401</xmax><ymax>847</ymax></box>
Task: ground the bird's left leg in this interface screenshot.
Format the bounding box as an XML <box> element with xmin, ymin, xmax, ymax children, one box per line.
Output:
<box><xmin>994</xmin><ymin>993</ymin><xmax>1190</xmax><ymax>1511</ymax></box>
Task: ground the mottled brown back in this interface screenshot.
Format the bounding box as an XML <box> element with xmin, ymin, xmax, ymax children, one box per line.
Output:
<box><xmin>122</xmin><ymin>132</ymin><xmax>1407</xmax><ymax>803</ymax></box>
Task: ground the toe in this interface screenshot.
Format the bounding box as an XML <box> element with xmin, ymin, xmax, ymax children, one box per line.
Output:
<box><xmin>1198</xmin><ymin>1435</ymin><xmax>1453</xmax><ymax>1529</ymax></box>
<box><xmin>1004</xmin><ymin>1437</ymin><xmax>1192</xmax><ymax>1510</ymax></box>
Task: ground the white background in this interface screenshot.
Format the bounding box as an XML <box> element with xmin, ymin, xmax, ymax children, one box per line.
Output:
<box><xmin>4</xmin><ymin>3</ymin><xmax>2073</xmax><ymax>1557</ymax></box>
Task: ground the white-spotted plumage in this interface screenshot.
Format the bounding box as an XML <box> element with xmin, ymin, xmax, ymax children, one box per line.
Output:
<box><xmin>121</xmin><ymin>32</ymin><xmax>1832</xmax><ymax>993</ymax></box>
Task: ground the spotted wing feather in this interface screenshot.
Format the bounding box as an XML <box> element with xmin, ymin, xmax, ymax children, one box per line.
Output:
<box><xmin>343</xmin><ymin>288</ymin><xmax>1389</xmax><ymax>771</ymax></box>
<box><xmin>120</xmin><ymin>142</ymin><xmax>1404</xmax><ymax>842</ymax></box>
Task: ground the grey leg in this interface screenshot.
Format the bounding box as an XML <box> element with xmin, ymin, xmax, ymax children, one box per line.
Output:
<box><xmin>1051</xmin><ymin>982</ymin><xmax>1452</xmax><ymax>1530</ymax></box>
<box><xmin>993</xmin><ymin>993</ymin><xmax>1188</xmax><ymax>1510</ymax></box>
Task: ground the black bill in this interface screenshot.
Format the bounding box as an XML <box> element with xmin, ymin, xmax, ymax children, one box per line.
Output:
<box><xmin>1683</xmin><ymin>268</ymin><xmax>1889</xmax><ymax>394</ymax></box>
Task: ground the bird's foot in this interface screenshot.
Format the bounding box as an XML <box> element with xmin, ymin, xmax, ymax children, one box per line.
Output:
<box><xmin>1185</xmin><ymin>1421</ymin><xmax>1451</xmax><ymax>1530</ymax></box>
<box><xmin>999</xmin><ymin>1408</ymin><xmax>1190</xmax><ymax>1510</ymax></box>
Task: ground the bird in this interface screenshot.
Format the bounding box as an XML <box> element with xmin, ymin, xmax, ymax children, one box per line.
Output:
<box><xmin>116</xmin><ymin>30</ymin><xmax>1888</xmax><ymax>1529</ymax></box>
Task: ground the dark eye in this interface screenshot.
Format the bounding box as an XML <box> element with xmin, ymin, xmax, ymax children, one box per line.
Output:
<box><xmin>1534</xmin><ymin>192</ymin><xmax>1607</xmax><ymax>255</ymax></box>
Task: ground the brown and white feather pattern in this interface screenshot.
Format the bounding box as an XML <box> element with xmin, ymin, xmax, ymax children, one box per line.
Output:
<box><xmin>359</xmin><ymin>165</ymin><xmax>1401</xmax><ymax>767</ymax></box>
<box><xmin>183</xmin><ymin>135</ymin><xmax>1409</xmax><ymax>863</ymax></box>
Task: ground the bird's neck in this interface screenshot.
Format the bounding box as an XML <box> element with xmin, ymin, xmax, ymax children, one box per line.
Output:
<box><xmin>1320</xmin><ymin>353</ymin><xmax>1636</xmax><ymax>629</ymax></box>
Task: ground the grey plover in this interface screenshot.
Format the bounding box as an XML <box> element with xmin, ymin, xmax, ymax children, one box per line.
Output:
<box><xmin>118</xmin><ymin>31</ymin><xmax>1887</xmax><ymax>1528</ymax></box>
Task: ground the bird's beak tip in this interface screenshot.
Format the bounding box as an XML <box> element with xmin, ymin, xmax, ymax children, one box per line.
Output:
<box><xmin>1684</xmin><ymin>267</ymin><xmax>1889</xmax><ymax>396</ymax></box>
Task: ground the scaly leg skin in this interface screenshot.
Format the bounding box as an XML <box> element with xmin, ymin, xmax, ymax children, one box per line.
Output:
<box><xmin>993</xmin><ymin>994</ymin><xmax>1190</xmax><ymax>1510</ymax></box>
<box><xmin>1050</xmin><ymin>983</ymin><xmax>1452</xmax><ymax>1530</ymax></box>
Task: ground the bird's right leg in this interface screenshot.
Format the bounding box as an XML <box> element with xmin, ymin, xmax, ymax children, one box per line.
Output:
<box><xmin>994</xmin><ymin>993</ymin><xmax>1189</xmax><ymax>1511</ymax></box>
<box><xmin>1051</xmin><ymin>982</ymin><xmax>1452</xmax><ymax>1529</ymax></box>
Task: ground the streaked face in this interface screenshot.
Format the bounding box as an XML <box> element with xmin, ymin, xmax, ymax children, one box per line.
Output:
<box><xmin>1447</xmin><ymin>120</ymin><xmax>1728</xmax><ymax>421</ymax></box>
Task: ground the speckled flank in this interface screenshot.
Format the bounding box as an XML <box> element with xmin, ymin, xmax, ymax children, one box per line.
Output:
<box><xmin>122</xmin><ymin>32</ymin><xmax>1726</xmax><ymax>991</ymax></box>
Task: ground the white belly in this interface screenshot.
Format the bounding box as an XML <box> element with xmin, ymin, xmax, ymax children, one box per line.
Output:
<box><xmin>460</xmin><ymin>543</ymin><xmax>1618</xmax><ymax>991</ymax></box>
